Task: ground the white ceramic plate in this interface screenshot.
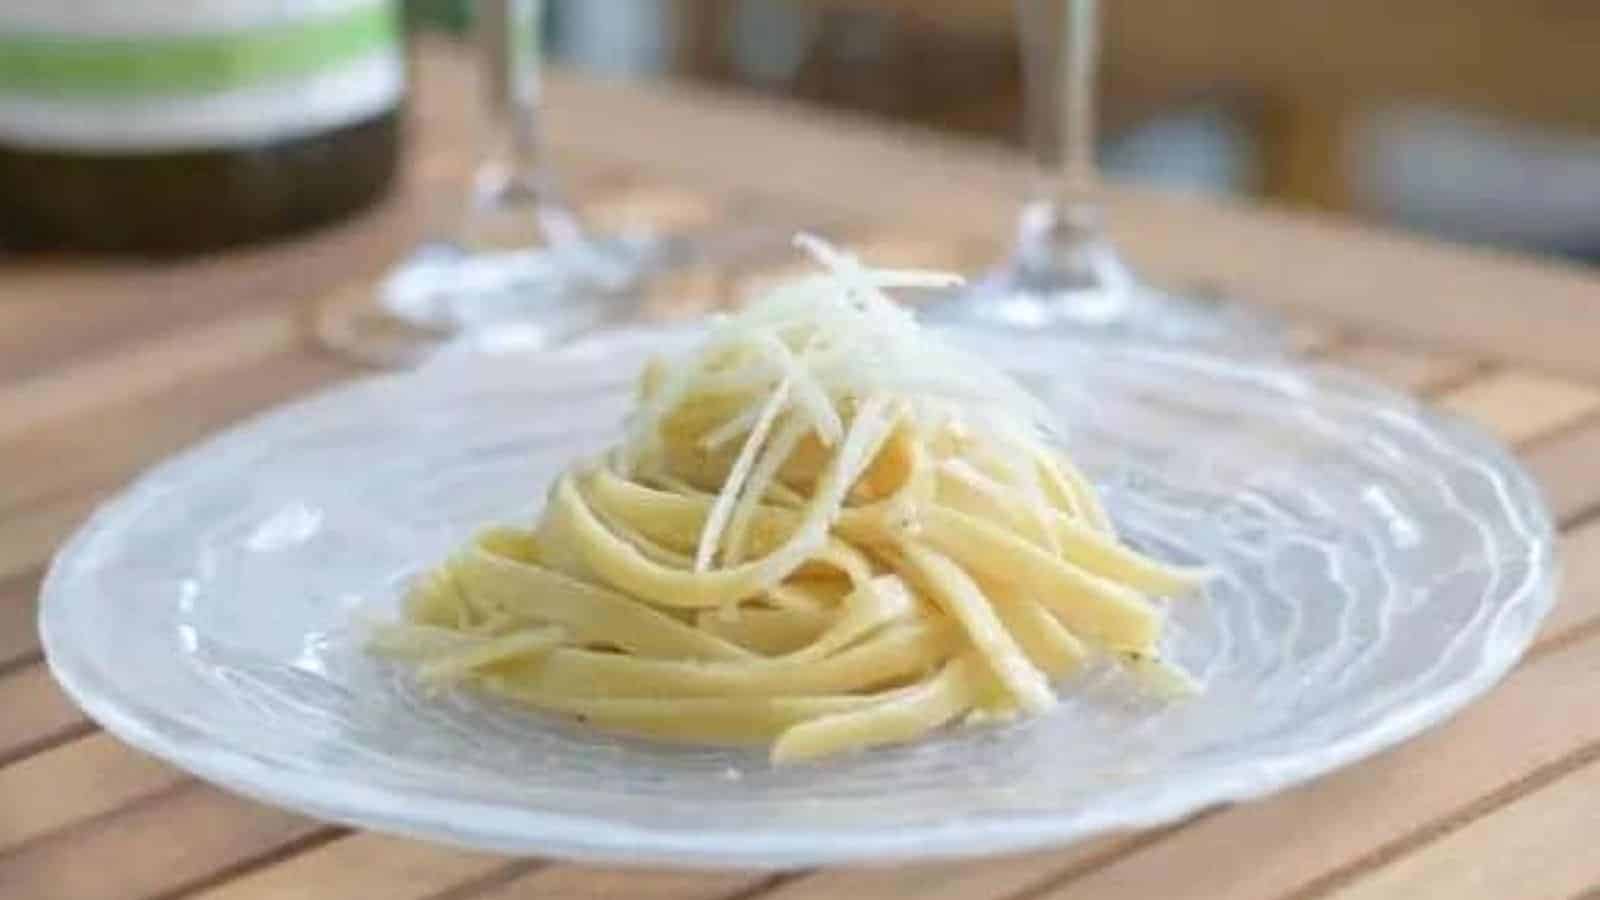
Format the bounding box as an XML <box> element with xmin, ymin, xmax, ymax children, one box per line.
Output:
<box><xmin>40</xmin><ymin>327</ymin><xmax>1555</xmax><ymax>867</ymax></box>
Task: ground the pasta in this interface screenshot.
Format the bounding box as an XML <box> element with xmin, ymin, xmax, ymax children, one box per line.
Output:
<box><xmin>370</xmin><ymin>234</ymin><xmax>1212</xmax><ymax>763</ymax></box>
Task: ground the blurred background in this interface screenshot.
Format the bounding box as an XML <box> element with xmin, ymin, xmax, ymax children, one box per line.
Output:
<box><xmin>414</xmin><ymin>0</ymin><xmax>1600</xmax><ymax>266</ymax></box>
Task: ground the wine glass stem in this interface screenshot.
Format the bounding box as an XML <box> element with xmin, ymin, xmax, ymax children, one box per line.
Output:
<box><xmin>479</xmin><ymin>0</ymin><xmax>541</xmax><ymax>176</ymax></box>
<box><xmin>472</xmin><ymin>0</ymin><xmax>577</xmax><ymax>240</ymax></box>
<box><xmin>1019</xmin><ymin>0</ymin><xmax>1103</xmax><ymax>247</ymax></box>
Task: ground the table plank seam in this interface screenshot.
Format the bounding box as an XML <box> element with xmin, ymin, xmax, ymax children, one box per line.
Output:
<box><xmin>0</xmin><ymin>567</ymin><xmax>44</xmax><ymax>673</ymax></box>
<box><xmin>1558</xmin><ymin>496</ymin><xmax>1600</xmax><ymax>533</ymax></box>
<box><xmin>0</xmin><ymin>650</ymin><xmax>41</xmax><ymax>681</ymax></box>
<box><xmin>0</xmin><ymin>346</ymin><xmax>351</xmax><ymax>527</ymax></box>
<box><xmin>415</xmin><ymin>860</ymin><xmax>546</xmax><ymax>900</ymax></box>
<box><xmin>0</xmin><ymin>567</ymin><xmax>45</xmax><ymax>671</ymax></box>
<box><xmin>158</xmin><ymin>827</ymin><xmax>353</xmax><ymax>900</ymax></box>
<box><xmin>0</xmin><ymin>469</ymin><xmax>113</xmax><ymax>523</ymax></box>
<box><xmin>1518</xmin><ymin>408</ymin><xmax>1600</xmax><ymax>456</ymax></box>
<box><xmin>0</xmin><ymin>776</ymin><xmax>189</xmax><ymax>866</ymax></box>
<box><xmin>1285</xmin><ymin>739</ymin><xmax>1600</xmax><ymax>900</ymax></box>
<box><xmin>995</xmin><ymin>817</ymin><xmax>1216</xmax><ymax>900</ymax></box>
<box><xmin>0</xmin><ymin>489</ymin><xmax>99</xmax><ymax>584</ymax></box>
<box><xmin>0</xmin><ymin>310</ymin><xmax>303</xmax><ymax>446</ymax></box>
<box><xmin>0</xmin><ymin>718</ymin><xmax>93</xmax><ymax>770</ymax></box>
<box><xmin>1418</xmin><ymin>359</ymin><xmax>1495</xmax><ymax>397</ymax></box>
<box><xmin>723</xmin><ymin>873</ymin><xmax>811</xmax><ymax>900</ymax></box>
<box><xmin>427</xmin><ymin>862</ymin><xmax>800</xmax><ymax>900</ymax></box>
<box><xmin>1526</xmin><ymin>613</ymin><xmax>1600</xmax><ymax>666</ymax></box>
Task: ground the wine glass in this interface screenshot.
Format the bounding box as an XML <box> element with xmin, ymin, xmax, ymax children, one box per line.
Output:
<box><xmin>923</xmin><ymin>0</ymin><xmax>1277</xmax><ymax>348</ymax></box>
<box><xmin>319</xmin><ymin>0</ymin><xmax>678</xmax><ymax>368</ymax></box>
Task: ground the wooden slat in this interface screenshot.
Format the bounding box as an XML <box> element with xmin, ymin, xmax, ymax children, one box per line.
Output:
<box><xmin>468</xmin><ymin>863</ymin><xmax>771</xmax><ymax>900</ymax></box>
<box><xmin>756</xmin><ymin>834</ymin><xmax>1147</xmax><ymax>900</ymax></box>
<box><xmin>0</xmin><ymin>204</ymin><xmax>412</xmax><ymax>386</ymax></box>
<box><xmin>0</xmin><ymin>491</ymin><xmax>99</xmax><ymax>585</ymax></box>
<box><xmin>1523</xmin><ymin>420</ymin><xmax>1600</xmax><ymax>525</ymax></box>
<box><xmin>0</xmin><ymin>353</ymin><xmax>357</xmax><ymax>674</ymax></box>
<box><xmin>1325</xmin><ymin>757</ymin><xmax>1600</xmax><ymax>900</ymax></box>
<box><xmin>0</xmin><ymin>733</ymin><xmax>182</xmax><ymax>853</ymax></box>
<box><xmin>0</xmin><ymin>782</ymin><xmax>322</xmax><ymax>900</ymax></box>
<box><xmin>1438</xmin><ymin>370</ymin><xmax>1600</xmax><ymax>445</ymax></box>
<box><xmin>0</xmin><ymin>664</ymin><xmax>87</xmax><ymax>765</ymax></box>
<box><xmin>0</xmin><ymin>570</ymin><xmax>42</xmax><ymax>669</ymax></box>
<box><xmin>188</xmin><ymin>832</ymin><xmax>508</xmax><ymax>900</ymax></box>
<box><xmin>0</xmin><ymin>311</ymin><xmax>299</xmax><ymax>445</ymax></box>
<box><xmin>0</xmin><ymin>348</ymin><xmax>353</xmax><ymax>537</ymax></box>
<box><xmin>1545</xmin><ymin>524</ymin><xmax>1600</xmax><ymax>642</ymax></box>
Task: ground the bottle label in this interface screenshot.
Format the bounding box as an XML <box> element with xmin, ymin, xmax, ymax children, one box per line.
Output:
<box><xmin>0</xmin><ymin>0</ymin><xmax>403</xmax><ymax>152</ymax></box>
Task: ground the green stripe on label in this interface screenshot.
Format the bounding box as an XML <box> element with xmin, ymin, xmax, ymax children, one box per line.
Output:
<box><xmin>0</xmin><ymin>5</ymin><xmax>399</xmax><ymax>98</ymax></box>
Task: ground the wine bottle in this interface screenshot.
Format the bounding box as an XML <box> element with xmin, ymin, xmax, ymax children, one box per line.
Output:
<box><xmin>0</xmin><ymin>0</ymin><xmax>407</xmax><ymax>255</ymax></box>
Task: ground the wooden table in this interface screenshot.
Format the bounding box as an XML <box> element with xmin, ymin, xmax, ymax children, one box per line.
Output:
<box><xmin>5</xmin><ymin>42</ymin><xmax>1600</xmax><ymax>900</ymax></box>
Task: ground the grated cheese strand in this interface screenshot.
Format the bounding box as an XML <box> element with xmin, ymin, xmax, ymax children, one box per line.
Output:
<box><xmin>694</xmin><ymin>377</ymin><xmax>793</xmax><ymax>572</ymax></box>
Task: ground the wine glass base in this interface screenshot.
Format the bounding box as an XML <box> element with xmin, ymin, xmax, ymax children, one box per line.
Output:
<box><xmin>317</xmin><ymin>233</ymin><xmax>673</xmax><ymax>370</ymax></box>
<box><xmin>920</xmin><ymin>265</ymin><xmax>1282</xmax><ymax>352</ymax></box>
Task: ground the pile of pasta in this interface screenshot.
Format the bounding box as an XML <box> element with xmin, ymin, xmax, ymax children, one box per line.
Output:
<box><xmin>371</xmin><ymin>235</ymin><xmax>1210</xmax><ymax>763</ymax></box>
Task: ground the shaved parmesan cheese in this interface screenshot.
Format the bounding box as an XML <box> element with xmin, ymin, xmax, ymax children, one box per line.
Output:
<box><xmin>619</xmin><ymin>233</ymin><xmax>1069</xmax><ymax>593</ymax></box>
<box><xmin>695</xmin><ymin>378</ymin><xmax>792</xmax><ymax>572</ymax></box>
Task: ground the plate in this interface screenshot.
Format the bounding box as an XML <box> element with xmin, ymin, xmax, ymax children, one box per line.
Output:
<box><xmin>39</xmin><ymin>326</ymin><xmax>1556</xmax><ymax>867</ymax></box>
